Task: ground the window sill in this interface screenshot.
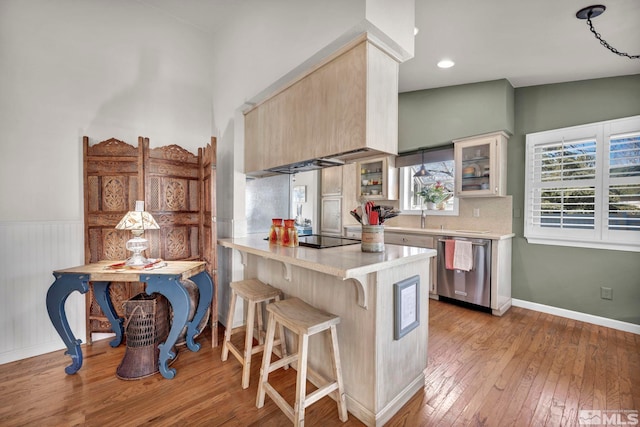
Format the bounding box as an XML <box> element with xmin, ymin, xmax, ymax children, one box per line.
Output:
<box><xmin>525</xmin><ymin>236</ymin><xmax>640</xmax><ymax>253</ymax></box>
<box><xmin>401</xmin><ymin>207</ymin><xmax>459</xmax><ymax>217</ymax></box>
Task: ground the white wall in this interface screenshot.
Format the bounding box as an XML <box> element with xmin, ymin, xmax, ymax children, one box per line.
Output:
<box><xmin>0</xmin><ymin>0</ymin><xmax>213</xmax><ymax>363</ymax></box>
<box><xmin>366</xmin><ymin>0</ymin><xmax>415</xmax><ymax>60</ymax></box>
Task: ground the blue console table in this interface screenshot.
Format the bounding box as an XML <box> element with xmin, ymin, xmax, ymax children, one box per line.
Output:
<box><xmin>46</xmin><ymin>260</ymin><xmax>213</xmax><ymax>379</ymax></box>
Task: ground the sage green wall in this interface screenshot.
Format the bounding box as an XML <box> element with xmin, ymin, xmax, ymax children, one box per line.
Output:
<box><xmin>510</xmin><ymin>74</ymin><xmax>640</xmax><ymax>325</ymax></box>
<box><xmin>398</xmin><ymin>79</ymin><xmax>514</xmax><ymax>151</ymax></box>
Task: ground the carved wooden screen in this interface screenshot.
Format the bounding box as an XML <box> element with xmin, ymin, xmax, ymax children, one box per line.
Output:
<box><xmin>83</xmin><ymin>137</ymin><xmax>145</xmax><ymax>343</ymax></box>
<box><xmin>201</xmin><ymin>138</ymin><xmax>218</xmax><ymax>346</ymax></box>
<box><xmin>84</xmin><ymin>136</ymin><xmax>217</xmax><ymax>346</ymax></box>
<box><xmin>143</xmin><ymin>139</ymin><xmax>201</xmax><ymax>261</ymax></box>
<box><xmin>143</xmin><ymin>138</ymin><xmax>218</xmax><ymax>346</ymax></box>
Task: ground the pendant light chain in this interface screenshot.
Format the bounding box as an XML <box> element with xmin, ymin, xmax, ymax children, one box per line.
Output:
<box><xmin>585</xmin><ymin>17</ymin><xmax>639</xmax><ymax>59</ymax></box>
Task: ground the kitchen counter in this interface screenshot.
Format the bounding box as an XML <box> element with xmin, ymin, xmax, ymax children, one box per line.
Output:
<box><xmin>218</xmin><ymin>235</ymin><xmax>435</xmax><ymax>281</ymax></box>
<box><xmin>348</xmin><ymin>225</ymin><xmax>515</xmax><ymax>241</ymax></box>
<box><xmin>218</xmin><ymin>235</ymin><xmax>435</xmax><ymax>426</ymax></box>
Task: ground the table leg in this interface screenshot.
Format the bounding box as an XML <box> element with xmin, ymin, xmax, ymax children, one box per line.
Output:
<box><xmin>46</xmin><ymin>273</ymin><xmax>89</xmax><ymax>375</ymax></box>
<box><xmin>91</xmin><ymin>281</ymin><xmax>123</xmax><ymax>348</ymax></box>
<box><xmin>184</xmin><ymin>271</ymin><xmax>214</xmax><ymax>352</ymax></box>
<box><xmin>144</xmin><ymin>274</ymin><xmax>190</xmax><ymax>379</ymax></box>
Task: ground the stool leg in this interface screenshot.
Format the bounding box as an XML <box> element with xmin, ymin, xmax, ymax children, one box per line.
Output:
<box><xmin>241</xmin><ymin>299</ymin><xmax>257</xmax><ymax>389</ymax></box>
<box><xmin>256</xmin><ymin>312</ymin><xmax>277</xmax><ymax>408</ymax></box>
<box><xmin>221</xmin><ymin>289</ymin><xmax>237</xmax><ymax>362</ymax></box>
<box><xmin>256</xmin><ymin>299</ymin><xmax>265</xmax><ymax>345</ymax></box>
<box><xmin>275</xmin><ymin>295</ymin><xmax>289</xmax><ymax>370</ymax></box>
<box><xmin>329</xmin><ymin>324</ymin><xmax>348</xmax><ymax>422</ymax></box>
<box><xmin>293</xmin><ymin>333</ymin><xmax>309</xmax><ymax>427</ymax></box>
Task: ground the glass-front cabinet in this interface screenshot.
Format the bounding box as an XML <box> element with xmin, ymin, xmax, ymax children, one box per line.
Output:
<box><xmin>356</xmin><ymin>156</ymin><xmax>398</xmax><ymax>200</ymax></box>
<box><xmin>453</xmin><ymin>131</ymin><xmax>509</xmax><ymax>197</ymax></box>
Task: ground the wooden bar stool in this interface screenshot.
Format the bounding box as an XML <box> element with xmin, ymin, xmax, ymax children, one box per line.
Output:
<box><xmin>221</xmin><ymin>279</ymin><xmax>288</xmax><ymax>389</ymax></box>
<box><xmin>256</xmin><ymin>297</ymin><xmax>348</xmax><ymax>426</ymax></box>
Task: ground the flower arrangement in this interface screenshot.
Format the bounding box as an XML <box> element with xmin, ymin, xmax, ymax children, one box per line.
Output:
<box><xmin>418</xmin><ymin>182</ymin><xmax>451</xmax><ymax>205</ymax></box>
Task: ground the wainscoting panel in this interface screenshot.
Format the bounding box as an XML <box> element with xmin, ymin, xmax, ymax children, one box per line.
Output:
<box><xmin>0</xmin><ymin>221</ymin><xmax>84</xmax><ymax>364</ymax></box>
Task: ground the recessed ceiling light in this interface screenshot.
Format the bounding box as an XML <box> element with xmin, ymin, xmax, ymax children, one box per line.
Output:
<box><xmin>437</xmin><ymin>59</ymin><xmax>455</xmax><ymax>69</ymax></box>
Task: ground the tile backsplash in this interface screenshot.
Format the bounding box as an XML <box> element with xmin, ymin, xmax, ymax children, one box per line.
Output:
<box><xmin>384</xmin><ymin>196</ymin><xmax>513</xmax><ymax>234</ymax></box>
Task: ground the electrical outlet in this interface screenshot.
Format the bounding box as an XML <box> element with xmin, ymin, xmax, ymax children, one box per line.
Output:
<box><xmin>473</xmin><ymin>208</ymin><xmax>480</xmax><ymax>218</ymax></box>
<box><xmin>600</xmin><ymin>286</ymin><xmax>613</xmax><ymax>300</ymax></box>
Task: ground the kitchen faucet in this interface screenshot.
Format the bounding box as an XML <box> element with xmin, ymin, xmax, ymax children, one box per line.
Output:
<box><xmin>421</xmin><ymin>209</ymin><xmax>426</xmax><ymax>229</ymax></box>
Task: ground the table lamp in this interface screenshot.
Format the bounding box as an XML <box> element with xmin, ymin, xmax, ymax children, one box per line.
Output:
<box><xmin>115</xmin><ymin>200</ymin><xmax>160</xmax><ymax>266</ymax></box>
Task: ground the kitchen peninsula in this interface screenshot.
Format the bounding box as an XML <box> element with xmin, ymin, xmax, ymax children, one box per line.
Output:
<box><xmin>218</xmin><ymin>235</ymin><xmax>435</xmax><ymax>427</ymax></box>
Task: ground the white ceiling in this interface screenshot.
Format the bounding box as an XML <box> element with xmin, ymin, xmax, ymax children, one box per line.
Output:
<box><xmin>142</xmin><ymin>0</ymin><xmax>640</xmax><ymax>93</ymax></box>
<box><xmin>401</xmin><ymin>0</ymin><xmax>640</xmax><ymax>92</ymax></box>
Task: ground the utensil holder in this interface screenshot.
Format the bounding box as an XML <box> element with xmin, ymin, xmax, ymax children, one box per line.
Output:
<box><xmin>361</xmin><ymin>225</ymin><xmax>384</xmax><ymax>252</ymax></box>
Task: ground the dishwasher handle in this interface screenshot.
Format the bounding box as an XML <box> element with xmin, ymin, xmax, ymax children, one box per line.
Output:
<box><xmin>437</xmin><ymin>238</ymin><xmax>490</xmax><ymax>246</ymax></box>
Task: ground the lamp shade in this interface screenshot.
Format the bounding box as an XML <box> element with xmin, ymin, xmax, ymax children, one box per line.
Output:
<box><xmin>115</xmin><ymin>210</ymin><xmax>159</xmax><ymax>232</ymax></box>
<box><xmin>413</xmin><ymin>149</ymin><xmax>430</xmax><ymax>178</ymax></box>
<box><xmin>413</xmin><ymin>165</ymin><xmax>430</xmax><ymax>177</ymax></box>
<box><xmin>115</xmin><ymin>201</ymin><xmax>160</xmax><ymax>267</ymax></box>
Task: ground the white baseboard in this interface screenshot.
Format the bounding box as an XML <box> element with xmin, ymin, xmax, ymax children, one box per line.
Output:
<box><xmin>512</xmin><ymin>299</ymin><xmax>640</xmax><ymax>335</ymax></box>
<box><xmin>0</xmin><ymin>341</ymin><xmax>65</xmax><ymax>365</ymax></box>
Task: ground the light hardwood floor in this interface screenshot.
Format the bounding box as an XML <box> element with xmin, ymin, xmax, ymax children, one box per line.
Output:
<box><xmin>1</xmin><ymin>300</ymin><xmax>638</xmax><ymax>426</ymax></box>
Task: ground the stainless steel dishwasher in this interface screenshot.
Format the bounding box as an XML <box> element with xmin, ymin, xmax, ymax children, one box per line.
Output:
<box><xmin>436</xmin><ymin>236</ymin><xmax>491</xmax><ymax>309</ymax></box>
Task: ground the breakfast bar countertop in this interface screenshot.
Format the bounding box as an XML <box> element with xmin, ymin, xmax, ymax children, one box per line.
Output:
<box><xmin>217</xmin><ymin>234</ymin><xmax>436</xmax><ymax>280</ymax></box>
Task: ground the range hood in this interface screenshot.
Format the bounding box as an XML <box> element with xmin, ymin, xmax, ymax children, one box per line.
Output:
<box><xmin>246</xmin><ymin>148</ymin><xmax>379</xmax><ymax>178</ymax></box>
<box><xmin>266</xmin><ymin>157</ymin><xmax>345</xmax><ymax>175</ymax></box>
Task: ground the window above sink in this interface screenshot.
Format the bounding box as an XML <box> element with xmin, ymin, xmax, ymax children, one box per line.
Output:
<box><xmin>397</xmin><ymin>147</ymin><xmax>459</xmax><ymax>216</ymax></box>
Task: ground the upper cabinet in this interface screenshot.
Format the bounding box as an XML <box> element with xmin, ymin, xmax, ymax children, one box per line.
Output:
<box><xmin>356</xmin><ymin>155</ymin><xmax>398</xmax><ymax>200</ymax></box>
<box><xmin>244</xmin><ymin>37</ymin><xmax>399</xmax><ymax>176</ymax></box>
<box><xmin>321</xmin><ymin>166</ymin><xmax>343</xmax><ymax>196</ymax></box>
<box><xmin>453</xmin><ymin>131</ymin><xmax>509</xmax><ymax>197</ymax></box>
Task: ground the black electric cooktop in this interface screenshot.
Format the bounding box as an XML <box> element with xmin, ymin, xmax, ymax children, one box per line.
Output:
<box><xmin>297</xmin><ymin>234</ymin><xmax>361</xmax><ymax>249</ymax></box>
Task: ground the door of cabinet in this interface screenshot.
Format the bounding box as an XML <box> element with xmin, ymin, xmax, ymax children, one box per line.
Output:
<box><xmin>454</xmin><ymin>131</ymin><xmax>509</xmax><ymax>197</ymax></box>
<box><xmin>321</xmin><ymin>197</ymin><xmax>342</xmax><ymax>236</ymax></box>
<box><xmin>356</xmin><ymin>156</ymin><xmax>398</xmax><ymax>200</ymax></box>
<box><xmin>321</xmin><ymin>166</ymin><xmax>343</xmax><ymax>196</ymax></box>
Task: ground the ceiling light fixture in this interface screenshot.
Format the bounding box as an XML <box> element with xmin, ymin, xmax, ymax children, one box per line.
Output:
<box><xmin>413</xmin><ymin>150</ymin><xmax>430</xmax><ymax>177</ymax></box>
<box><xmin>576</xmin><ymin>5</ymin><xmax>639</xmax><ymax>59</ymax></box>
<box><xmin>414</xmin><ymin>27</ymin><xmax>419</xmax><ymax>36</ymax></box>
<box><xmin>437</xmin><ymin>59</ymin><xmax>455</xmax><ymax>69</ymax></box>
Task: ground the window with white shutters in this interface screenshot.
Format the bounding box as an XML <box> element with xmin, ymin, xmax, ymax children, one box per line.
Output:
<box><xmin>525</xmin><ymin>115</ymin><xmax>640</xmax><ymax>252</ymax></box>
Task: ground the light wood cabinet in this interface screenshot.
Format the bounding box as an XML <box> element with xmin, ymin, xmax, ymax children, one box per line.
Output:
<box><xmin>384</xmin><ymin>232</ymin><xmax>437</xmax><ymax>295</ymax></box>
<box><xmin>321</xmin><ymin>197</ymin><xmax>342</xmax><ymax>236</ymax></box>
<box><xmin>356</xmin><ymin>155</ymin><xmax>398</xmax><ymax>200</ymax></box>
<box><xmin>244</xmin><ymin>38</ymin><xmax>399</xmax><ymax>175</ymax></box>
<box><xmin>321</xmin><ymin>166</ymin><xmax>343</xmax><ymax>196</ymax></box>
<box><xmin>453</xmin><ymin>131</ymin><xmax>509</xmax><ymax>197</ymax></box>
<box><xmin>321</xmin><ymin>163</ymin><xmax>360</xmax><ymax>232</ymax></box>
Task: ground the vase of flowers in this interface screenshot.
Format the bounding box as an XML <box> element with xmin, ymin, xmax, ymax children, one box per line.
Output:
<box><xmin>418</xmin><ymin>182</ymin><xmax>451</xmax><ymax>210</ymax></box>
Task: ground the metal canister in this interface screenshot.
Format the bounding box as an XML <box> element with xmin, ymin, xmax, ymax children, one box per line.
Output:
<box><xmin>361</xmin><ymin>225</ymin><xmax>384</xmax><ymax>252</ymax></box>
